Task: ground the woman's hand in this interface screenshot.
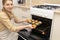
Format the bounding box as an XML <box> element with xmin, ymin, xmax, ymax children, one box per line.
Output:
<box><xmin>27</xmin><ymin>24</ymin><xmax>33</xmax><ymax>29</ymax></box>
<box><xmin>32</xmin><ymin>24</ymin><xmax>37</xmax><ymax>29</ymax></box>
<box><xmin>25</xmin><ymin>19</ymin><xmax>32</xmax><ymax>23</ymax></box>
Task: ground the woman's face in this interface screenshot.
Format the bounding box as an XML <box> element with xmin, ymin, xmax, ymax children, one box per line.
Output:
<box><xmin>3</xmin><ymin>0</ymin><xmax>13</xmax><ymax>12</ymax></box>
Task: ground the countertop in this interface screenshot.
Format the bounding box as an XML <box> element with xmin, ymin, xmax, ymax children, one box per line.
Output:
<box><xmin>54</xmin><ymin>8</ymin><xmax>60</xmax><ymax>14</ymax></box>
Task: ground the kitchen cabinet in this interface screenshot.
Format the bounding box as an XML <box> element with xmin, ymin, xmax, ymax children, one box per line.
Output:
<box><xmin>50</xmin><ymin>9</ymin><xmax>60</xmax><ymax>40</ymax></box>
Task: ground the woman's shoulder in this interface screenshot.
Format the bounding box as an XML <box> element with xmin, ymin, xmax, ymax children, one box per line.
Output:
<box><xmin>0</xmin><ymin>10</ymin><xmax>5</xmax><ymax>14</ymax></box>
<box><xmin>0</xmin><ymin>10</ymin><xmax>8</xmax><ymax>19</ymax></box>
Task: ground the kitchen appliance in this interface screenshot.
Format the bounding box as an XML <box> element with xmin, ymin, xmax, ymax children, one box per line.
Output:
<box><xmin>30</xmin><ymin>4</ymin><xmax>60</xmax><ymax>40</ymax></box>
<box><xmin>31</xmin><ymin>4</ymin><xmax>60</xmax><ymax>19</ymax></box>
<box><xmin>18</xmin><ymin>4</ymin><xmax>60</xmax><ymax>40</ymax></box>
<box><xmin>18</xmin><ymin>15</ymin><xmax>52</xmax><ymax>40</ymax></box>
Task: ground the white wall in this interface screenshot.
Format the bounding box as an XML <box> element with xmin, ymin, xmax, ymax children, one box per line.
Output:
<box><xmin>0</xmin><ymin>0</ymin><xmax>3</xmax><ymax>9</ymax></box>
<box><xmin>13</xmin><ymin>0</ymin><xmax>19</xmax><ymax>6</ymax></box>
<box><xmin>13</xmin><ymin>7</ymin><xmax>31</xmax><ymax>20</ymax></box>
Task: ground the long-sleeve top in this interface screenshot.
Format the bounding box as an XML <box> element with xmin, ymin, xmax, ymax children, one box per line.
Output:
<box><xmin>0</xmin><ymin>10</ymin><xmax>17</xmax><ymax>32</ymax></box>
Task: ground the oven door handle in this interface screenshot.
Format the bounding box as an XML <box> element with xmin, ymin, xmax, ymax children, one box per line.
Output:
<box><xmin>18</xmin><ymin>34</ymin><xmax>27</xmax><ymax>40</ymax></box>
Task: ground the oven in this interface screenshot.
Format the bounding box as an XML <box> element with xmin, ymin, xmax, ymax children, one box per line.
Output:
<box><xmin>18</xmin><ymin>15</ymin><xmax>52</xmax><ymax>40</ymax></box>
<box><xmin>18</xmin><ymin>4</ymin><xmax>60</xmax><ymax>40</ymax></box>
<box><xmin>30</xmin><ymin>4</ymin><xmax>60</xmax><ymax>40</ymax></box>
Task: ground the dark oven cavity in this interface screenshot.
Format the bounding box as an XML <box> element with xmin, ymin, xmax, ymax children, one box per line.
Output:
<box><xmin>30</xmin><ymin>15</ymin><xmax>52</xmax><ymax>40</ymax></box>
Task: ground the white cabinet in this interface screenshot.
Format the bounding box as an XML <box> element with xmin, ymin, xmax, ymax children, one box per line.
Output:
<box><xmin>50</xmin><ymin>10</ymin><xmax>60</xmax><ymax>40</ymax></box>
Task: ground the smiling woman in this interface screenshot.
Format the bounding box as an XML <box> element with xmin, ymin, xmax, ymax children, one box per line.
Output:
<box><xmin>2</xmin><ymin>0</ymin><xmax>13</xmax><ymax>12</ymax></box>
<box><xmin>0</xmin><ymin>0</ymin><xmax>33</xmax><ymax>40</ymax></box>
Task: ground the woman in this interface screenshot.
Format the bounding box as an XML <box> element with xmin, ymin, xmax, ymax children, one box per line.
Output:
<box><xmin>0</xmin><ymin>0</ymin><xmax>33</xmax><ymax>40</ymax></box>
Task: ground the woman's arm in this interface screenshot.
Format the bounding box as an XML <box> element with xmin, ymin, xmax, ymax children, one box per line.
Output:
<box><xmin>13</xmin><ymin>15</ymin><xmax>30</xmax><ymax>23</ymax></box>
<box><xmin>13</xmin><ymin>15</ymin><xmax>21</xmax><ymax>23</ymax></box>
<box><xmin>0</xmin><ymin>15</ymin><xmax>33</xmax><ymax>32</ymax></box>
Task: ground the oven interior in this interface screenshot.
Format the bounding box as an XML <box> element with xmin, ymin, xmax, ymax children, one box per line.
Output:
<box><xmin>30</xmin><ymin>15</ymin><xmax>52</xmax><ymax>40</ymax></box>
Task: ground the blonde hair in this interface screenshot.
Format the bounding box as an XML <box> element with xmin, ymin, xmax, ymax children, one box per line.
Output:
<box><xmin>2</xmin><ymin>0</ymin><xmax>13</xmax><ymax>5</ymax></box>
